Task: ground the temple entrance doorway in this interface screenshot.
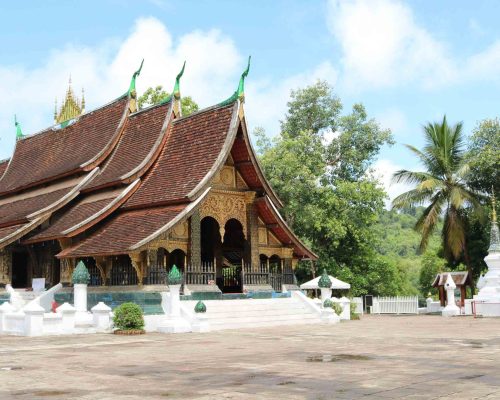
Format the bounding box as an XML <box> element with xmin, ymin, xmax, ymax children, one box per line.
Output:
<box><xmin>221</xmin><ymin>218</ymin><xmax>245</xmax><ymax>293</ymax></box>
<box><xmin>12</xmin><ymin>251</ymin><xmax>29</xmax><ymax>288</ymax></box>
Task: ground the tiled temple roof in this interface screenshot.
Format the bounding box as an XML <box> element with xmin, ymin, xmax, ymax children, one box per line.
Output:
<box><xmin>0</xmin><ymin>159</ymin><xmax>9</xmax><ymax>179</ymax></box>
<box><xmin>25</xmin><ymin>182</ymin><xmax>139</xmax><ymax>244</ymax></box>
<box><xmin>85</xmin><ymin>102</ymin><xmax>172</xmax><ymax>190</ymax></box>
<box><xmin>0</xmin><ymin>96</ymin><xmax>128</xmax><ymax>196</ymax></box>
<box><xmin>124</xmin><ymin>103</ymin><xmax>237</xmax><ymax>208</ymax></box>
<box><xmin>0</xmin><ymin>187</ymin><xmax>74</xmax><ymax>228</ymax></box>
<box><xmin>57</xmin><ymin>204</ymin><xmax>188</xmax><ymax>257</ymax></box>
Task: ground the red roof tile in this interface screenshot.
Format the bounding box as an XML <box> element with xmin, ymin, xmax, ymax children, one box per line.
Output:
<box><xmin>0</xmin><ymin>159</ymin><xmax>9</xmax><ymax>179</ymax></box>
<box><xmin>0</xmin><ymin>96</ymin><xmax>128</xmax><ymax>195</ymax></box>
<box><xmin>58</xmin><ymin>204</ymin><xmax>187</xmax><ymax>257</ymax></box>
<box><xmin>86</xmin><ymin>103</ymin><xmax>170</xmax><ymax>190</ymax></box>
<box><xmin>124</xmin><ymin>104</ymin><xmax>236</xmax><ymax>208</ymax></box>
<box><xmin>0</xmin><ymin>187</ymin><xmax>73</xmax><ymax>228</ymax></box>
<box><xmin>0</xmin><ymin>224</ymin><xmax>25</xmax><ymax>240</ymax></box>
<box><xmin>25</xmin><ymin>198</ymin><xmax>112</xmax><ymax>243</ymax></box>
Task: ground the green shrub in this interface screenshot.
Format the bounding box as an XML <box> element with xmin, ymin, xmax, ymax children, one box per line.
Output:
<box><xmin>350</xmin><ymin>301</ymin><xmax>360</xmax><ymax>320</ymax></box>
<box><xmin>113</xmin><ymin>302</ymin><xmax>145</xmax><ymax>331</ymax></box>
<box><xmin>332</xmin><ymin>303</ymin><xmax>342</xmax><ymax>315</ymax></box>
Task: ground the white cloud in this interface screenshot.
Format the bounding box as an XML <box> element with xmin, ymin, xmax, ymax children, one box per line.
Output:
<box><xmin>245</xmin><ymin>61</ymin><xmax>339</xmax><ymax>137</ymax></box>
<box><xmin>371</xmin><ymin>158</ymin><xmax>414</xmax><ymax>209</ymax></box>
<box><xmin>327</xmin><ymin>0</ymin><xmax>500</xmax><ymax>91</ymax></box>
<box><xmin>376</xmin><ymin>108</ymin><xmax>408</xmax><ymax>137</ymax></box>
<box><xmin>0</xmin><ymin>17</ymin><xmax>242</xmax><ymax>160</ymax></box>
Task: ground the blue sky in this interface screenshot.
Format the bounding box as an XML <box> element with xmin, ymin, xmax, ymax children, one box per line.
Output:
<box><xmin>0</xmin><ymin>0</ymin><xmax>499</xmax><ymax>201</ymax></box>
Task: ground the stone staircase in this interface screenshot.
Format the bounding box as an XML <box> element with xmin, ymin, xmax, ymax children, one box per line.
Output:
<box><xmin>182</xmin><ymin>296</ymin><xmax>322</xmax><ymax>331</ymax></box>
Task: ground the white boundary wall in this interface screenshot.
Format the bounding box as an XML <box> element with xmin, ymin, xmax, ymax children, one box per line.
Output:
<box><xmin>372</xmin><ymin>296</ymin><xmax>418</xmax><ymax>314</ymax></box>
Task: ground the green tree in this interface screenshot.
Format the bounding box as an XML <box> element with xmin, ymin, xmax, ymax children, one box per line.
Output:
<box><xmin>467</xmin><ymin>118</ymin><xmax>500</xmax><ymax>194</ymax></box>
<box><xmin>255</xmin><ymin>81</ymin><xmax>397</xmax><ymax>296</ymax></box>
<box><xmin>419</xmin><ymin>248</ymin><xmax>446</xmax><ymax>296</ymax></box>
<box><xmin>392</xmin><ymin>116</ymin><xmax>483</xmax><ymax>283</ymax></box>
<box><xmin>138</xmin><ymin>85</ymin><xmax>199</xmax><ymax>116</ymax></box>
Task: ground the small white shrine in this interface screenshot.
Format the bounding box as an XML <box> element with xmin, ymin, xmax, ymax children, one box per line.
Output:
<box><xmin>473</xmin><ymin>194</ymin><xmax>500</xmax><ymax>317</ymax></box>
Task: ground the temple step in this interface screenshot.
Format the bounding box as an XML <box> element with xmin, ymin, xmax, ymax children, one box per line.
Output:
<box><xmin>183</xmin><ymin>297</ymin><xmax>322</xmax><ymax>330</ymax></box>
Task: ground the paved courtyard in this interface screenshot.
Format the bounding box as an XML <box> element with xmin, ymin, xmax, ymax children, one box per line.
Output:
<box><xmin>1</xmin><ymin>315</ymin><xmax>500</xmax><ymax>399</ymax></box>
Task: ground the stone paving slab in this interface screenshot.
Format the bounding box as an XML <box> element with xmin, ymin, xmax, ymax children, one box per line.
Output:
<box><xmin>1</xmin><ymin>315</ymin><xmax>500</xmax><ymax>399</ymax></box>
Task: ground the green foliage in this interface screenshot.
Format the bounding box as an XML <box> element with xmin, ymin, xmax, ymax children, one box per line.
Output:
<box><xmin>138</xmin><ymin>85</ymin><xmax>199</xmax><ymax>116</ymax></box>
<box><xmin>392</xmin><ymin>116</ymin><xmax>483</xmax><ymax>277</ymax></box>
<box><xmin>418</xmin><ymin>248</ymin><xmax>446</xmax><ymax>296</ymax></box>
<box><xmin>331</xmin><ymin>302</ymin><xmax>343</xmax><ymax>316</ymax></box>
<box><xmin>113</xmin><ymin>302</ymin><xmax>145</xmax><ymax>331</ymax></box>
<box><xmin>255</xmin><ymin>81</ymin><xmax>395</xmax><ymax>296</ymax></box>
<box><xmin>467</xmin><ymin>118</ymin><xmax>500</xmax><ymax>194</ymax></box>
<box><xmin>349</xmin><ymin>301</ymin><xmax>360</xmax><ymax>320</ymax></box>
<box><xmin>72</xmin><ymin>261</ymin><xmax>90</xmax><ymax>285</ymax></box>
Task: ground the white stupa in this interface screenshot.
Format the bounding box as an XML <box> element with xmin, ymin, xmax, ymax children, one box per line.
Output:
<box><xmin>473</xmin><ymin>193</ymin><xmax>500</xmax><ymax>316</ymax></box>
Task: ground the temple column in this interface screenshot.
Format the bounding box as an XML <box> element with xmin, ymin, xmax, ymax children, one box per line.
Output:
<box><xmin>189</xmin><ymin>211</ymin><xmax>201</xmax><ymax>266</ymax></box>
<box><xmin>0</xmin><ymin>248</ymin><xmax>12</xmax><ymax>288</ymax></box>
<box><xmin>58</xmin><ymin>239</ymin><xmax>75</xmax><ymax>287</ymax></box>
<box><xmin>245</xmin><ymin>193</ymin><xmax>259</xmax><ymax>271</ymax></box>
<box><xmin>129</xmin><ymin>252</ymin><xmax>145</xmax><ymax>286</ymax></box>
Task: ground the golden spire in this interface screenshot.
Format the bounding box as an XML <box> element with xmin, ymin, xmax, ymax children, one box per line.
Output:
<box><xmin>54</xmin><ymin>75</ymin><xmax>85</xmax><ymax>124</ymax></box>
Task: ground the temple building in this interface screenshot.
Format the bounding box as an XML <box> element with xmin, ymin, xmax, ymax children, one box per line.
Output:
<box><xmin>0</xmin><ymin>59</ymin><xmax>317</xmax><ymax>299</ymax></box>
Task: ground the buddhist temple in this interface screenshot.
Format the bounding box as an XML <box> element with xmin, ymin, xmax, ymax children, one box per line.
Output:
<box><xmin>0</xmin><ymin>58</ymin><xmax>317</xmax><ymax>300</ymax></box>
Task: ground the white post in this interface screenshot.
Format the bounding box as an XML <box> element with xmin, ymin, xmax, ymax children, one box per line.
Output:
<box><xmin>57</xmin><ymin>302</ymin><xmax>76</xmax><ymax>334</ymax></box>
<box><xmin>320</xmin><ymin>288</ymin><xmax>331</xmax><ymax>304</ymax></box>
<box><xmin>339</xmin><ymin>296</ymin><xmax>351</xmax><ymax>320</ymax></box>
<box><xmin>0</xmin><ymin>302</ymin><xmax>15</xmax><ymax>332</ymax></box>
<box><xmin>74</xmin><ymin>283</ymin><xmax>88</xmax><ymax>313</ymax></box>
<box><xmin>442</xmin><ymin>273</ymin><xmax>460</xmax><ymax>317</ymax></box>
<box><xmin>169</xmin><ymin>284</ymin><xmax>181</xmax><ymax>317</ymax></box>
<box><xmin>91</xmin><ymin>302</ymin><xmax>112</xmax><ymax>332</ymax></box>
<box><xmin>23</xmin><ymin>303</ymin><xmax>45</xmax><ymax>336</ymax></box>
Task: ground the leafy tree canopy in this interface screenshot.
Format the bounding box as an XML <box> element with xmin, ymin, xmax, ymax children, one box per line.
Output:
<box><xmin>255</xmin><ymin>80</ymin><xmax>395</xmax><ymax>296</ymax></box>
<box><xmin>138</xmin><ymin>85</ymin><xmax>199</xmax><ymax>116</ymax></box>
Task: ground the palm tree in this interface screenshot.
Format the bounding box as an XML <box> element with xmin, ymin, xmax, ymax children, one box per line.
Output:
<box><xmin>392</xmin><ymin>116</ymin><xmax>482</xmax><ymax>278</ymax></box>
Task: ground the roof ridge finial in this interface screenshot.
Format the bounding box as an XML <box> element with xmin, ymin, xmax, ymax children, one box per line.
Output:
<box><xmin>217</xmin><ymin>55</ymin><xmax>251</xmax><ymax>108</ymax></box>
<box><xmin>14</xmin><ymin>115</ymin><xmax>23</xmax><ymax>140</ymax></box>
<box><xmin>173</xmin><ymin>61</ymin><xmax>186</xmax><ymax>99</ymax></box>
<box><xmin>128</xmin><ymin>59</ymin><xmax>144</xmax><ymax>96</ymax></box>
<box><xmin>237</xmin><ymin>55</ymin><xmax>251</xmax><ymax>102</ymax></box>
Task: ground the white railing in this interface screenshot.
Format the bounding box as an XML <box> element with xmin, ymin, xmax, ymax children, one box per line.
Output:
<box><xmin>372</xmin><ymin>296</ymin><xmax>418</xmax><ymax>314</ymax></box>
<box><xmin>23</xmin><ymin>283</ymin><xmax>63</xmax><ymax>312</ymax></box>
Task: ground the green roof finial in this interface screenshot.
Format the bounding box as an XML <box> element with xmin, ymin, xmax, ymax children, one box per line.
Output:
<box><xmin>237</xmin><ymin>55</ymin><xmax>251</xmax><ymax>101</ymax></box>
<box><xmin>173</xmin><ymin>61</ymin><xmax>186</xmax><ymax>99</ymax></box>
<box><xmin>218</xmin><ymin>56</ymin><xmax>251</xmax><ymax>107</ymax></box>
<box><xmin>128</xmin><ymin>59</ymin><xmax>144</xmax><ymax>95</ymax></box>
<box><xmin>14</xmin><ymin>115</ymin><xmax>23</xmax><ymax>140</ymax></box>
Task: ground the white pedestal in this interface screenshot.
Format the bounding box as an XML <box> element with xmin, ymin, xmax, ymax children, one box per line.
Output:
<box><xmin>442</xmin><ymin>288</ymin><xmax>460</xmax><ymax>317</ymax></box>
<box><xmin>191</xmin><ymin>314</ymin><xmax>210</xmax><ymax>333</ymax></box>
<box><xmin>320</xmin><ymin>308</ymin><xmax>340</xmax><ymax>324</ymax></box>
<box><xmin>339</xmin><ymin>297</ymin><xmax>351</xmax><ymax>320</ymax></box>
<box><xmin>57</xmin><ymin>302</ymin><xmax>76</xmax><ymax>333</ymax></box>
<box><xmin>91</xmin><ymin>302</ymin><xmax>112</xmax><ymax>332</ymax></box>
<box><xmin>74</xmin><ymin>284</ymin><xmax>87</xmax><ymax>313</ymax></box>
<box><xmin>23</xmin><ymin>303</ymin><xmax>45</xmax><ymax>336</ymax></box>
<box><xmin>320</xmin><ymin>288</ymin><xmax>331</xmax><ymax>304</ymax></box>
